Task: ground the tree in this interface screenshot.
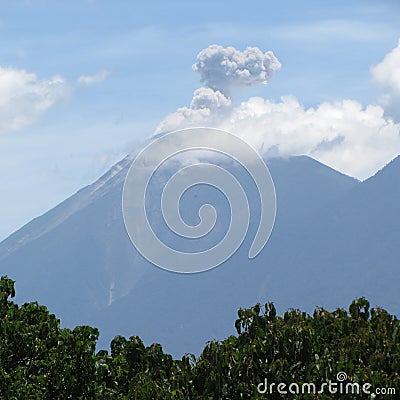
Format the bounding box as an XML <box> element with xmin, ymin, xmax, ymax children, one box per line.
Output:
<box><xmin>0</xmin><ymin>275</ymin><xmax>399</xmax><ymax>399</ymax></box>
<box><xmin>0</xmin><ymin>276</ymin><xmax>98</xmax><ymax>399</ymax></box>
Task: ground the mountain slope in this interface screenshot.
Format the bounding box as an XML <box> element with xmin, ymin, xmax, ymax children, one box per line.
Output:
<box><xmin>2</xmin><ymin>154</ymin><xmax>397</xmax><ymax>357</ymax></box>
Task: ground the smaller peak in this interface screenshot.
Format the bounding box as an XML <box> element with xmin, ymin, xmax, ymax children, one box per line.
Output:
<box><xmin>364</xmin><ymin>155</ymin><xmax>400</xmax><ymax>184</ymax></box>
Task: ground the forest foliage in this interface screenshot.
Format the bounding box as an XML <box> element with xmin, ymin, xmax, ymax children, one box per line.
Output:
<box><xmin>0</xmin><ymin>276</ymin><xmax>399</xmax><ymax>399</ymax></box>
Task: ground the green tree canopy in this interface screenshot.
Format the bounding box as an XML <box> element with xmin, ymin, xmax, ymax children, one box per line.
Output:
<box><xmin>0</xmin><ymin>276</ymin><xmax>398</xmax><ymax>399</ymax></box>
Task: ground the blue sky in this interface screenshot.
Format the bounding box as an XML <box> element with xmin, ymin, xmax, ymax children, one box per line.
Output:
<box><xmin>1</xmin><ymin>0</ymin><xmax>400</xmax><ymax>240</ymax></box>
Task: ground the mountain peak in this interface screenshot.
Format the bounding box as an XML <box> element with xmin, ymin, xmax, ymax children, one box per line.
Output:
<box><xmin>0</xmin><ymin>153</ymin><xmax>398</xmax><ymax>357</ymax></box>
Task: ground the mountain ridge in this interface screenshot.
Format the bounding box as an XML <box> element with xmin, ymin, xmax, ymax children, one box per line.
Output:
<box><xmin>0</xmin><ymin>153</ymin><xmax>397</xmax><ymax>357</ymax></box>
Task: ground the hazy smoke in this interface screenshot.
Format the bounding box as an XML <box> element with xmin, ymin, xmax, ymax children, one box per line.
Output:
<box><xmin>156</xmin><ymin>45</ymin><xmax>280</xmax><ymax>134</ymax></box>
<box><xmin>190</xmin><ymin>87</ymin><xmax>231</xmax><ymax>110</ymax></box>
<box><xmin>156</xmin><ymin>40</ymin><xmax>400</xmax><ymax>180</ymax></box>
<box><xmin>193</xmin><ymin>45</ymin><xmax>281</xmax><ymax>91</ymax></box>
<box><xmin>156</xmin><ymin>87</ymin><xmax>231</xmax><ymax>133</ymax></box>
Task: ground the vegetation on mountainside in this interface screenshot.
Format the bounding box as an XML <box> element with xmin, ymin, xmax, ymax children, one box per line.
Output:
<box><xmin>0</xmin><ymin>276</ymin><xmax>399</xmax><ymax>399</ymax></box>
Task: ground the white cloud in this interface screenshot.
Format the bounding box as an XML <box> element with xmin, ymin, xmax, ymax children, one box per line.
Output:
<box><xmin>0</xmin><ymin>67</ymin><xmax>68</xmax><ymax>134</ymax></box>
<box><xmin>156</xmin><ymin>95</ymin><xmax>400</xmax><ymax>180</ymax></box>
<box><xmin>77</xmin><ymin>69</ymin><xmax>111</xmax><ymax>86</ymax></box>
<box><xmin>371</xmin><ymin>39</ymin><xmax>400</xmax><ymax>119</ymax></box>
<box><xmin>193</xmin><ymin>45</ymin><xmax>281</xmax><ymax>92</ymax></box>
<box><xmin>155</xmin><ymin>43</ymin><xmax>400</xmax><ymax>181</ymax></box>
<box><xmin>371</xmin><ymin>39</ymin><xmax>400</xmax><ymax>92</ymax></box>
<box><xmin>228</xmin><ymin>97</ymin><xmax>399</xmax><ymax>180</ymax></box>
